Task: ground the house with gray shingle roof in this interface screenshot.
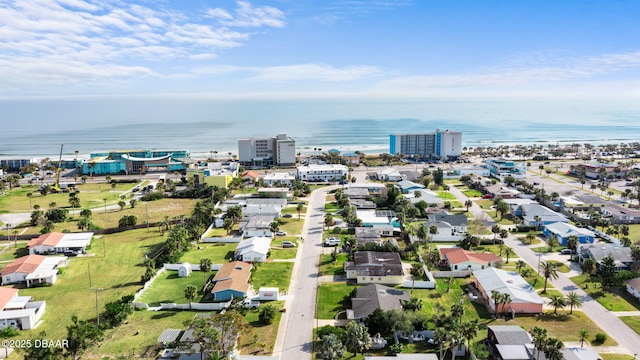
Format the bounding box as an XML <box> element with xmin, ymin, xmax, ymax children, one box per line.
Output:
<box><xmin>519</xmin><ymin>203</ymin><xmax>567</xmax><ymax>227</ymax></box>
<box><xmin>423</xmin><ymin>211</ymin><xmax>468</xmax><ymax>242</ymax></box>
<box><xmin>347</xmin><ymin>284</ymin><xmax>409</xmax><ymax>320</ymax></box>
<box><xmin>578</xmin><ymin>244</ymin><xmax>633</xmax><ymax>272</ymax></box>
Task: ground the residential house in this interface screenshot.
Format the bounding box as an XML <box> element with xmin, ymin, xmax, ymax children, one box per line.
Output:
<box><xmin>504</xmin><ymin>199</ymin><xmax>538</xmax><ymax>217</ymax></box>
<box><xmin>600</xmin><ymin>204</ymin><xmax>640</xmax><ymax>224</ymax></box>
<box><xmin>235</xmin><ymin>237</ymin><xmax>272</xmax><ymax>262</ymax></box>
<box><xmin>347</xmin><ymin>284</ymin><xmax>409</xmax><ymax>320</ymax></box>
<box><xmin>343</xmin><ymin>187</ymin><xmax>370</xmax><ymax>199</ymax></box>
<box><xmin>239</xmin><ymin>216</ymin><xmax>276</xmax><ymax>238</ymax></box>
<box><xmin>257</xmin><ymin>187</ymin><xmax>289</xmax><ymax>199</ymax></box>
<box><xmin>28</xmin><ymin>232</ymin><xmax>93</xmax><ymax>255</ymax></box>
<box><xmin>241</xmin><ymin>170</ymin><xmax>260</xmax><ymax>184</ymax></box>
<box><xmin>569</xmin><ymin>163</ymin><xmax>628</xmax><ymax>180</ymax></box>
<box><xmin>485</xmin><ymin>158</ymin><xmax>527</xmax><ymax>180</ymax></box>
<box><xmin>439</xmin><ymin>248</ymin><xmax>502</xmax><ymax>271</ymax></box>
<box><xmin>262</xmin><ymin>172</ymin><xmax>295</xmax><ymax>187</ymax></box>
<box><xmin>398</xmin><ymin>170</ymin><xmax>422</xmax><ymax>182</ymax></box>
<box><xmin>343</xmin><ymin>183</ymin><xmax>386</xmax><ymax>195</ymax></box>
<box><xmin>365</xmin><ymin>355</ymin><xmax>438</xmax><ymax>360</ymax></box>
<box><xmin>473</xmin><ymin>268</ymin><xmax>544</xmax><ymax>314</ymax></box>
<box><xmin>485</xmin><ymin>184</ymin><xmax>520</xmax><ymax>199</ymax></box>
<box><xmin>211</xmin><ymin>261</ymin><xmax>252</xmax><ymax>301</ymax></box>
<box><xmin>626</xmin><ymin>277</ymin><xmax>640</xmax><ymax>301</ymax></box>
<box><xmin>376</xmin><ymin>168</ymin><xmax>404</xmax><ymax>182</ymax></box>
<box><xmin>296</xmin><ymin>164</ymin><xmax>348</xmax><ymax>182</ymax></box>
<box><xmin>578</xmin><ymin>244</ymin><xmax>633</xmax><ymax>272</ymax></box>
<box><xmin>344</xmin><ymin>251</ymin><xmax>404</xmax><ymax>285</ymax></box>
<box><xmin>342</xmin><ymin>152</ymin><xmax>361</xmax><ymax>165</ymax></box>
<box><xmin>486</xmin><ymin>325</ymin><xmax>533</xmax><ymax>360</ymax></box>
<box><xmin>356</xmin><ymin>210</ymin><xmax>398</xmax><ymax>235</ymax></box>
<box><xmin>355</xmin><ymin>227</ymin><xmax>383</xmax><ymax>247</ymax></box>
<box><xmin>561</xmin><ymin>347</ymin><xmax>603</xmax><ymax>360</ymax></box>
<box><xmin>542</xmin><ymin>222</ymin><xmax>595</xmax><ymax>246</ymax></box>
<box><xmin>186</xmin><ymin>162</ymin><xmax>239</xmax><ymax>189</ymax></box>
<box><xmin>1</xmin><ymin>255</ymin><xmax>68</xmax><ymax>287</ymax></box>
<box><xmin>403</xmin><ymin>188</ymin><xmax>443</xmax><ymax>206</ymax></box>
<box><xmin>242</xmin><ymin>204</ymin><xmax>281</xmax><ymax>219</ymax></box>
<box><xmin>423</xmin><ymin>211</ymin><xmax>468</xmax><ymax>242</ymax></box>
<box><xmin>0</xmin><ymin>288</ymin><xmax>46</xmax><ymax>330</ymax></box>
<box><xmin>349</xmin><ymin>198</ymin><xmax>377</xmax><ymax>209</ymax></box>
<box><xmin>518</xmin><ymin>203</ymin><xmax>567</xmax><ymax>228</ymax></box>
<box><xmin>396</xmin><ymin>180</ymin><xmax>425</xmax><ymax>193</ymax></box>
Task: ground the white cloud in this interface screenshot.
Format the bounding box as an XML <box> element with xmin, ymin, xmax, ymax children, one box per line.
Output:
<box><xmin>206</xmin><ymin>0</ymin><xmax>285</xmax><ymax>28</ymax></box>
<box><xmin>250</xmin><ymin>64</ymin><xmax>383</xmax><ymax>82</ymax></box>
<box><xmin>0</xmin><ymin>0</ymin><xmax>285</xmax><ymax>94</ymax></box>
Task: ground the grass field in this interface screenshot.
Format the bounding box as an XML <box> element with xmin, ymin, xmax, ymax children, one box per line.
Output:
<box><xmin>269</xmin><ymin>248</ymin><xmax>297</xmax><ymax>260</ymax></box>
<box><xmin>137</xmin><ymin>270</ymin><xmax>208</xmax><ymax>306</ymax></box>
<box><xmin>237</xmin><ymin>301</ymin><xmax>285</xmax><ymax>355</ymax></box>
<box><xmin>251</xmin><ymin>262</ymin><xmax>294</xmax><ymax>291</ymax></box>
<box><xmin>317</xmin><ymin>282</ymin><xmax>356</xmax><ymax>319</ymax></box>
<box><xmin>10</xmin><ymin>197</ymin><xmax>196</xmax><ymax>236</ymax></box>
<box><xmin>13</xmin><ymin>228</ymin><xmax>167</xmax><ymax>341</ymax></box>
<box><xmin>318</xmin><ymin>253</ymin><xmax>348</xmax><ymax>276</ymax></box>
<box><xmin>571</xmin><ymin>274</ymin><xmax>640</xmax><ymax>311</ymax></box>
<box><xmin>0</xmin><ymin>182</ymin><xmax>142</xmax><ymax>213</ymax></box>
<box><xmin>179</xmin><ymin>242</ymin><xmax>236</xmax><ymax>264</ymax></box>
<box><xmin>620</xmin><ymin>316</ymin><xmax>640</xmax><ymax>336</ymax></box>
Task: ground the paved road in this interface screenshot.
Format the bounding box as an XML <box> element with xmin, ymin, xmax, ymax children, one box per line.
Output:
<box><xmin>449</xmin><ymin>185</ymin><xmax>640</xmax><ymax>355</ymax></box>
<box><xmin>273</xmin><ymin>185</ymin><xmax>338</xmax><ymax>360</ymax></box>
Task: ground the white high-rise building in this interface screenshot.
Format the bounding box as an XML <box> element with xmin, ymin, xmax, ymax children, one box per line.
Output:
<box><xmin>389</xmin><ymin>129</ymin><xmax>462</xmax><ymax>159</ymax></box>
<box><xmin>238</xmin><ymin>133</ymin><xmax>296</xmax><ymax>167</ymax></box>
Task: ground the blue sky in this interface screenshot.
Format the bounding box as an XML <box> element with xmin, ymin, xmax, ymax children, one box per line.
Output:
<box><xmin>2</xmin><ymin>0</ymin><xmax>640</xmax><ymax>98</ymax></box>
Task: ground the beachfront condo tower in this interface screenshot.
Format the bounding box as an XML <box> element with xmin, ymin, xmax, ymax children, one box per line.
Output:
<box><xmin>238</xmin><ymin>133</ymin><xmax>296</xmax><ymax>167</ymax></box>
<box><xmin>389</xmin><ymin>129</ymin><xmax>462</xmax><ymax>160</ymax></box>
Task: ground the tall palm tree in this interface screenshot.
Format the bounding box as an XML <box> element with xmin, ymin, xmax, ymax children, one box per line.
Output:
<box><xmin>543</xmin><ymin>337</ymin><xmax>564</xmax><ymax>360</ymax></box>
<box><xmin>464</xmin><ymin>199</ymin><xmax>473</xmax><ymax>211</ymax></box>
<box><xmin>539</xmin><ymin>261</ymin><xmax>559</xmax><ymax>293</ymax></box>
<box><xmin>491</xmin><ymin>224</ymin><xmax>500</xmax><ymax>243</ymax></box>
<box><xmin>530</xmin><ymin>326</ymin><xmax>547</xmax><ymax>360</ymax></box>
<box><xmin>548</xmin><ymin>294</ymin><xmax>566</xmax><ymax>315</ymax></box>
<box><xmin>566</xmin><ymin>291</ymin><xmax>582</xmax><ymax>314</ymax></box>
<box><xmin>184</xmin><ymin>285</ymin><xmax>198</xmax><ymax>310</ymax></box>
<box><xmin>516</xmin><ymin>260</ymin><xmax>527</xmax><ymax>275</ymax></box>
<box><xmin>410</xmin><ymin>263</ymin><xmax>424</xmax><ymax>294</ymax></box>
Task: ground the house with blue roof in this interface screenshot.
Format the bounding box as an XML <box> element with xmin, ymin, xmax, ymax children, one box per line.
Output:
<box><xmin>543</xmin><ymin>222</ymin><xmax>595</xmax><ymax>245</ymax></box>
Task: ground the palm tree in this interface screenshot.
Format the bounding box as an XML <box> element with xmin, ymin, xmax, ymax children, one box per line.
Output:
<box><xmin>102</xmin><ymin>198</ymin><xmax>107</xmax><ymax>213</ymax></box>
<box><xmin>547</xmin><ymin>236</ymin><xmax>558</xmax><ymax>252</ymax></box>
<box><xmin>578</xmin><ymin>329</ymin><xmax>589</xmax><ymax>348</ymax></box>
<box><xmin>525</xmin><ymin>231</ymin><xmax>536</xmax><ymax>244</ymax></box>
<box><xmin>296</xmin><ymin>202</ymin><xmax>304</xmax><ymax>220</ymax></box>
<box><xmin>185</xmin><ymin>285</ymin><xmax>198</xmax><ymax>310</ymax></box>
<box><xmin>565</xmin><ymin>291</ymin><xmax>582</xmax><ymax>314</ymax></box>
<box><xmin>410</xmin><ymin>263</ymin><xmax>424</xmax><ymax>294</ymax></box>
<box><xmin>543</xmin><ymin>337</ymin><xmax>564</xmax><ymax>360</ymax></box>
<box><xmin>505</xmin><ymin>247</ymin><xmax>514</xmax><ymax>264</ymax></box>
<box><xmin>539</xmin><ymin>261</ymin><xmax>559</xmax><ymax>293</ymax></box>
<box><xmin>429</xmin><ymin>225</ymin><xmax>438</xmax><ymax>248</ymax></box>
<box><xmin>200</xmin><ymin>258</ymin><xmax>212</xmax><ymax>289</ymax></box>
<box><xmin>491</xmin><ymin>224</ymin><xmax>500</xmax><ymax>243</ymax></box>
<box><xmin>500</xmin><ymin>293</ymin><xmax>512</xmax><ymax>315</ymax></box>
<box><xmin>464</xmin><ymin>199</ymin><xmax>473</xmax><ymax>211</ymax></box>
<box><xmin>548</xmin><ymin>294</ymin><xmax>566</xmax><ymax>315</ymax></box>
<box><xmin>444</xmin><ymin>276</ymin><xmax>455</xmax><ymax>293</ymax></box>
<box><xmin>566</xmin><ymin>235</ymin><xmax>578</xmax><ymax>254</ymax></box>
<box><xmin>530</xmin><ymin>326</ymin><xmax>547</xmax><ymax>360</ymax></box>
<box><xmin>516</xmin><ymin>260</ymin><xmax>527</xmax><ymax>275</ymax></box>
<box><xmin>27</xmin><ymin>192</ymin><xmax>33</xmax><ymax>209</ymax></box>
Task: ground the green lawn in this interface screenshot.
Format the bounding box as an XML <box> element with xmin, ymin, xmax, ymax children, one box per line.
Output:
<box><xmin>570</xmin><ymin>274</ymin><xmax>640</xmax><ymax>311</ymax></box>
<box><xmin>620</xmin><ymin>316</ymin><xmax>640</xmax><ymax>336</ymax></box>
<box><xmin>137</xmin><ymin>270</ymin><xmax>208</xmax><ymax>306</ymax></box>
<box><xmin>14</xmin><ymin>228</ymin><xmax>167</xmax><ymax>341</ymax></box>
<box><xmin>505</xmin><ymin>312</ymin><xmax>617</xmax><ymax>346</ymax></box>
<box><xmin>251</xmin><ymin>262</ymin><xmax>294</xmax><ymax>291</ymax></box>
<box><xmin>600</xmin><ymin>354</ymin><xmax>636</xmax><ymax>360</ymax></box>
<box><xmin>318</xmin><ymin>253</ymin><xmax>348</xmax><ymax>276</ymax></box>
<box><xmin>317</xmin><ymin>282</ymin><xmax>356</xmax><ymax>319</ymax></box>
<box><xmin>546</xmin><ymin>260</ymin><xmax>570</xmax><ymax>273</ymax></box>
<box><xmin>269</xmin><ymin>248</ymin><xmax>297</xmax><ymax>260</ymax></box>
<box><xmin>180</xmin><ymin>242</ymin><xmax>237</xmax><ymax>264</ymax></box>
<box><xmin>462</xmin><ymin>189</ymin><xmax>483</xmax><ymax>198</ymax></box>
<box><xmin>238</xmin><ymin>301</ymin><xmax>285</xmax><ymax>355</ymax></box>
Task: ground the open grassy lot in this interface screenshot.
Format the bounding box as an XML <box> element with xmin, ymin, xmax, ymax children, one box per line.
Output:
<box><xmin>237</xmin><ymin>301</ymin><xmax>285</xmax><ymax>355</ymax></box>
<box><xmin>14</xmin><ymin>228</ymin><xmax>167</xmax><ymax>341</ymax></box>
<box><xmin>462</xmin><ymin>189</ymin><xmax>483</xmax><ymax>198</ymax></box>
<box><xmin>278</xmin><ymin>216</ymin><xmax>304</xmax><ymax>236</ymax></box>
<box><xmin>137</xmin><ymin>270</ymin><xmax>208</xmax><ymax>306</ymax></box>
<box><xmin>505</xmin><ymin>311</ymin><xmax>617</xmax><ymax>346</ymax></box>
<box><xmin>600</xmin><ymin>354</ymin><xmax>636</xmax><ymax>360</ymax></box>
<box><xmin>570</xmin><ymin>273</ymin><xmax>640</xmax><ymax>311</ymax></box>
<box><xmin>620</xmin><ymin>316</ymin><xmax>640</xmax><ymax>336</ymax></box>
<box><xmin>0</xmin><ymin>182</ymin><xmax>142</xmax><ymax>213</ymax></box>
<box><xmin>251</xmin><ymin>262</ymin><xmax>293</xmax><ymax>291</ymax></box>
<box><xmin>317</xmin><ymin>282</ymin><xmax>356</xmax><ymax>319</ymax></box>
<box><xmin>14</xmin><ymin>198</ymin><xmax>197</xmax><ymax>235</ymax></box>
<box><xmin>546</xmin><ymin>260</ymin><xmax>570</xmax><ymax>273</ymax></box>
<box><xmin>318</xmin><ymin>253</ymin><xmax>348</xmax><ymax>276</ymax></box>
<box><xmin>179</xmin><ymin>242</ymin><xmax>236</xmax><ymax>264</ymax></box>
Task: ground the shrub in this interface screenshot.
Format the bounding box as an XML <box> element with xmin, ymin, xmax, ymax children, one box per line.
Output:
<box><xmin>593</xmin><ymin>332</ymin><xmax>607</xmax><ymax>344</ymax></box>
<box><xmin>141</xmin><ymin>191</ymin><xmax>164</xmax><ymax>201</ymax></box>
<box><xmin>258</xmin><ymin>304</ymin><xmax>277</xmax><ymax>325</ymax></box>
<box><xmin>118</xmin><ymin>215</ymin><xmax>138</xmax><ymax>227</ymax></box>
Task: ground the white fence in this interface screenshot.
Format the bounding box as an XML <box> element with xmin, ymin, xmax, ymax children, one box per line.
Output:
<box><xmin>163</xmin><ymin>263</ymin><xmax>223</xmax><ymax>271</ymax></box>
<box><xmin>402</xmin><ymin>280</ymin><xmax>436</xmax><ymax>289</ymax></box>
<box><xmin>158</xmin><ymin>301</ymin><xmax>231</xmax><ymax>311</ymax></box>
<box><xmin>133</xmin><ymin>263</ymin><xmax>224</xmax><ymax>304</ymax></box>
<box><xmin>432</xmin><ymin>270</ymin><xmax>472</xmax><ymax>278</ymax></box>
<box><xmin>201</xmin><ymin>237</ymin><xmax>242</xmax><ymax>243</ymax></box>
<box><xmin>133</xmin><ymin>267</ymin><xmax>167</xmax><ymax>301</ymax></box>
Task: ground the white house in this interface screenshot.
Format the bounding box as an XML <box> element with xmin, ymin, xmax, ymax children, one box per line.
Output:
<box><xmin>296</xmin><ymin>164</ymin><xmax>348</xmax><ymax>182</ymax></box>
<box><xmin>376</xmin><ymin>168</ymin><xmax>404</xmax><ymax>182</ymax></box>
<box><xmin>626</xmin><ymin>277</ymin><xmax>640</xmax><ymax>302</ymax></box>
<box><xmin>28</xmin><ymin>232</ymin><xmax>93</xmax><ymax>255</ymax></box>
<box><xmin>235</xmin><ymin>236</ymin><xmax>272</xmax><ymax>262</ymax></box>
<box><xmin>262</xmin><ymin>172</ymin><xmax>295</xmax><ymax>187</ymax></box>
<box><xmin>0</xmin><ymin>288</ymin><xmax>46</xmax><ymax>330</ymax></box>
<box><xmin>1</xmin><ymin>255</ymin><xmax>68</xmax><ymax>287</ymax></box>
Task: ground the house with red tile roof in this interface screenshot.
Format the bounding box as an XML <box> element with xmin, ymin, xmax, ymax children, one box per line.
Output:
<box><xmin>28</xmin><ymin>232</ymin><xmax>93</xmax><ymax>255</ymax></box>
<box><xmin>439</xmin><ymin>247</ymin><xmax>502</xmax><ymax>271</ymax></box>
<box><xmin>211</xmin><ymin>261</ymin><xmax>252</xmax><ymax>301</ymax></box>
<box><xmin>0</xmin><ymin>288</ymin><xmax>46</xmax><ymax>330</ymax></box>
<box><xmin>1</xmin><ymin>254</ymin><xmax>68</xmax><ymax>287</ymax></box>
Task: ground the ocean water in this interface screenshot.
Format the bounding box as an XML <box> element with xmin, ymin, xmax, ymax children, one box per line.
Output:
<box><xmin>1</xmin><ymin>97</ymin><xmax>639</xmax><ymax>158</ymax></box>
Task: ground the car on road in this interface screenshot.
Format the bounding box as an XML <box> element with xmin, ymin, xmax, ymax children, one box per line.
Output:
<box><xmin>282</xmin><ymin>241</ymin><xmax>296</xmax><ymax>248</ymax></box>
<box><xmin>132</xmin><ymin>186</ymin><xmax>140</xmax><ymax>192</ymax></box>
<box><xmin>282</xmin><ymin>214</ymin><xmax>293</xmax><ymax>218</ymax></box>
<box><xmin>324</xmin><ymin>237</ymin><xmax>340</xmax><ymax>246</ymax></box>
<box><xmin>276</xmin><ymin>231</ymin><xmax>287</xmax><ymax>236</ymax></box>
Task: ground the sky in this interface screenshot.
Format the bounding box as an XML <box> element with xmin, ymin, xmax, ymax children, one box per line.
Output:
<box><xmin>1</xmin><ymin>0</ymin><xmax>640</xmax><ymax>99</ymax></box>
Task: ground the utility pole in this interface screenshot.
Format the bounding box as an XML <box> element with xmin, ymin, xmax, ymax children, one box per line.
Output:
<box><xmin>90</xmin><ymin>288</ymin><xmax>104</xmax><ymax>329</ymax></box>
<box><xmin>88</xmin><ymin>262</ymin><xmax>92</xmax><ymax>288</ymax></box>
<box><xmin>145</xmin><ymin>202</ymin><xmax>149</xmax><ymax>231</ymax></box>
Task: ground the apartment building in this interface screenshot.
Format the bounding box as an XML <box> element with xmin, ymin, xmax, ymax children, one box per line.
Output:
<box><xmin>389</xmin><ymin>129</ymin><xmax>462</xmax><ymax>159</ymax></box>
<box><xmin>238</xmin><ymin>133</ymin><xmax>296</xmax><ymax>167</ymax></box>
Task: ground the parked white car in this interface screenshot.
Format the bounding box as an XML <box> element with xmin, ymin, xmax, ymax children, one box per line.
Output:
<box><xmin>324</xmin><ymin>237</ymin><xmax>340</xmax><ymax>246</ymax></box>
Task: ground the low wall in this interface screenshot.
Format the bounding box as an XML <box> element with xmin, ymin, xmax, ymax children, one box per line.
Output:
<box><xmin>201</xmin><ymin>237</ymin><xmax>242</xmax><ymax>243</ymax></box>
<box><xmin>432</xmin><ymin>270</ymin><xmax>472</xmax><ymax>278</ymax></box>
<box><xmin>402</xmin><ymin>280</ymin><xmax>436</xmax><ymax>289</ymax></box>
<box><xmin>163</xmin><ymin>263</ymin><xmax>223</xmax><ymax>271</ymax></box>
